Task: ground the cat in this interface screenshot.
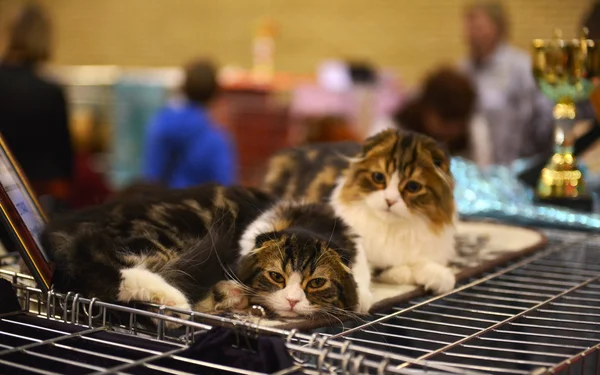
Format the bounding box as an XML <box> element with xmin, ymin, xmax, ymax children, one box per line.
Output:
<box><xmin>262</xmin><ymin>129</ymin><xmax>457</xmax><ymax>294</ymax></box>
<box><xmin>42</xmin><ymin>183</ymin><xmax>373</xmax><ymax>323</ymax></box>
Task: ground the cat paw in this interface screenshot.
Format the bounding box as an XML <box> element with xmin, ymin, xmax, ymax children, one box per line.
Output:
<box><xmin>376</xmin><ymin>265</ymin><xmax>415</xmax><ymax>285</ymax></box>
<box><xmin>213</xmin><ymin>281</ymin><xmax>250</xmax><ymax>312</ymax></box>
<box><xmin>356</xmin><ymin>287</ymin><xmax>374</xmax><ymax>314</ymax></box>
<box><xmin>149</xmin><ymin>294</ymin><xmax>192</xmax><ymax>329</ymax></box>
<box><xmin>118</xmin><ymin>268</ymin><xmax>191</xmax><ymax>328</ymax></box>
<box><xmin>412</xmin><ymin>263</ymin><xmax>455</xmax><ymax>295</ymax></box>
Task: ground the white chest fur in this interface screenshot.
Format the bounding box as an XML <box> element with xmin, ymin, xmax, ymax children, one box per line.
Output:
<box><xmin>338</xmin><ymin>204</ymin><xmax>455</xmax><ymax>268</ymax></box>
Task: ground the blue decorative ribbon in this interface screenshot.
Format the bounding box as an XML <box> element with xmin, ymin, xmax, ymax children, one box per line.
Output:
<box><xmin>452</xmin><ymin>158</ymin><xmax>600</xmax><ymax>231</ymax></box>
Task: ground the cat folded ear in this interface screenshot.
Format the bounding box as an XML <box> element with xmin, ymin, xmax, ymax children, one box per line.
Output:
<box><xmin>429</xmin><ymin>145</ymin><xmax>451</xmax><ymax>173</ymax></box>
<box><xmin>361</xmin><ymin>129</ymin><xmax>396</xmax><ymax>156</ymax></box>
<box><xmin>254</xmin><ymin>232</ymin><xmax>278</xmax><ymax>250</ymax></box>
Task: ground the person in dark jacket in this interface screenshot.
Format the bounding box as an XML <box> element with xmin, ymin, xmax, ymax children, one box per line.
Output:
<box><xmin>0</xmin><ymin>0</ymin><xmax>74</xmax><ymax>213</ymax></box>
<box><xmin>143</xmin><ymin>59</ymin><xmax>237</xmax><ymax>188</ymax></box>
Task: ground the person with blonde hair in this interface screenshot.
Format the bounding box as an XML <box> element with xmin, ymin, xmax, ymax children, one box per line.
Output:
<box><xmin>0</xmin><ymin>0</ymin><xmax>75</xmax><ymax>213</ymax></box>
<box><xmin>461</xmin><ymin>0</ymin><xmax>554</xmax><ymax>165</ymax></box>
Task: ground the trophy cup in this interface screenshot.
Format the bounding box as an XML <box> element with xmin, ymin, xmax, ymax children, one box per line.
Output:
<box><xmin>531</xmin><ymin>28</ymin><xmax>599</xmax><ymax>211</ymax></box>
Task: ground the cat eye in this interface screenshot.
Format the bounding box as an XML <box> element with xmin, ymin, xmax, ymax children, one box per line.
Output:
<box><xmin>371</xmin><ymin>172</ymin><xmax>386</xmax><ymax>184</ymax></box>
<box><xmin>269</xmin><ymin>271</ymin><xmax>285</xmax><ymax>284</ymax></box>
<box><xmin>433</xmin><ymin>158</ymin><xmax>443</xmax><ymax>167</ymax></box>
<box><xmin>405</xmin><ymin>181</ymin><xmax>422</xmax><ymax>193</ymax></box>
<box><xmin>307</xmin><ymin>278</ymin><xmax>327</xmax><ymax>289</ymax></box>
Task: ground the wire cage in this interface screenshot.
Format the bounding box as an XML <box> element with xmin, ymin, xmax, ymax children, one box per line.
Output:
<box><xmin>318</xmin><ymin>229</ymin><xmax>600</xmax><ymax>375</ymax></box>
<box><xmin>0</xmin><ymin>271</ymin><xmax>478</xmax><ymax>375</ymax></box>
<box><xmin>0</xmin><ymin>228</ymin><xmax>598</xmax><ymax>375</ymax></box>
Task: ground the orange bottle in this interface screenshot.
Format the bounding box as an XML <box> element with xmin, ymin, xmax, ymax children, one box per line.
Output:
<box><xmin>251</xmin><ymin>18</ymin><xmax>277</xmax><ymax>84</ymax></box>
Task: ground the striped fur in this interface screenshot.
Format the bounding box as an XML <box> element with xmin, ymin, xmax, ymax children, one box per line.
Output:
<box><xmin>262</xmin><ymin>129</ymin><xmax>458</xmax><ymax>295</ymax></box>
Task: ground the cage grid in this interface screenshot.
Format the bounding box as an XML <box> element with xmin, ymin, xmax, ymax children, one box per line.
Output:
<box><xmin>0</xmin><ymin>272</ymin><xmax>484</xmax><ymax>375</ymax></box>
<box><xmin>320</xmin><ymin>229</ymin><xmax>600</xmax><ymax>375</ymax></box>
<box><xmin>0</xmin><ymin>228</ymin><xmax>598</xmax><ymax>374</ymax></box>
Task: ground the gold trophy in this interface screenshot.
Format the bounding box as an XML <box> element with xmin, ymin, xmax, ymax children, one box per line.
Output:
<box><xmin>532</xmin><ymin>28</ymin><xmax>599</xmax><ymax>210</ymax></box>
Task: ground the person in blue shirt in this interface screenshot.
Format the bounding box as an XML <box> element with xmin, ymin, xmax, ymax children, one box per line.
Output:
<box><xmin>143</xmin><ymin>59</ymin><xmax>237</xmax><ymax>188</ymax></box>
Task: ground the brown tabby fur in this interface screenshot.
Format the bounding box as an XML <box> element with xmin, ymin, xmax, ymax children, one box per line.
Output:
<box><xmin>42</xmin><ymin>184</ymin><xmax>362</xmax><ymax>321</ymax></box>
<box><xmin>262</xmin><ymin>129</ymin><xmax>455</xmax><ymax>233</ymax></box>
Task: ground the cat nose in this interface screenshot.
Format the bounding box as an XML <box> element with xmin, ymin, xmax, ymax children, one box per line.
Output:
<box><xmin>386</xmin><ymin>199</ymin><xmax>397</xmax><ymax>207</ymax></box>
<box><xmin>287</xmin><ymin>299</ymin><xmax>300</xmax><ymax>308</ymax></box>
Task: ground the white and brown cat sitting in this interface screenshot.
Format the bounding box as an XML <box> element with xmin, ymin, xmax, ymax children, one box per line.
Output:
<box><xmin>263</xmin><ymin>129</ymin><xmax>457</xmax><ymax>294</ymax></box>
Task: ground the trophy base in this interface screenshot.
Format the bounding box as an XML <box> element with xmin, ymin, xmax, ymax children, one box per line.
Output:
<box><xmin>533</xmin><ymin>195</ymin><xmax>595</xmax><ymax>213</ymax></box>
<box><xmin>536</xmin><ymin>148</ymin><xmax>585</xmax><ymax>199</ymax></box>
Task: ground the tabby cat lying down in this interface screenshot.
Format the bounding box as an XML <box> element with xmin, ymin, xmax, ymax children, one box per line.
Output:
<box><xmin>42</xmin><ymin>184</ymin><xmax>372</xmax><ymax>322</ymax></box>
<box><xmin>263</xmin><ymin>129</ymin><xmax>457</xmax><ymax>294</ymax></box>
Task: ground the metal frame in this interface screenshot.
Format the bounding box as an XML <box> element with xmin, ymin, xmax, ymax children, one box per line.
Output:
<box><xmin>1</xmin><ymin>273</ymin><xmax>481</xmax><ymax>374</ymax></box>
<box><xmin>321</xmin><ymin>229</ymin><xmax>600</xmax><ymax>375</ymax></box>
<box><xmin>0</xmin><ymin>228</ymin><xmax>598</xmax><ymax>374</ymax></box>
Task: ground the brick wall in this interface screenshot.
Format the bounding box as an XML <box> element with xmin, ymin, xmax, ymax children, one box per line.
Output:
<box><xmin>41</xmin><ymin>0</ymin><xmax>594</xmax><ymax>86</ymax></box>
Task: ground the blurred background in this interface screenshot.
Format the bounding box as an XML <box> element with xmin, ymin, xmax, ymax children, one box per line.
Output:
<box><xmin>0</xmin><ymin>0</ymin><xmax>598</xmax><ymax>214</ymax></box>
<box><xmin>37</xmin><ymin>0</ymin><xmax>591</xmax><ymax>85</ymax></box>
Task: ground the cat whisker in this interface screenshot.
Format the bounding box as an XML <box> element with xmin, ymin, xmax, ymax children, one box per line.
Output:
<box><xmin>218</xmin><ymin>266</ymin><xmax>256</xmax><ymax>295</ymax></box>
<box><xmin>221</xmin><ymin>267</ymin><xmax>253</xmax><ymax>292</ymax></box>
<box><xmin>321</xmin><ymin>306</ymin><xmax>389</xmax><ymax>343</ymax></box>
<box><xmin>318</xmin><ymin>310</ymin><xmax>347</xmax><ymax>330</ymax></box>
<box><xmin>231</xmin><ymin>282</ymin><xmax>256</xmax><ymax>295</ymax></box>
<box><xmin>161</xmin><ymin>268</ymin><xmax>195</xmax><ymax>281</ymax></box>
<box><xmin>200</xmin><ymin>222</ymin><xmax>253</xmax><ymax>294</ymax></box>
<box><xmin>239</xmin><ymin>292</ymin><xmax>258</xmax><ymax>298</ymax></box>
<box><xmin>311</xmin><ymin>221</ymin><xmax>337</xmax><ymax>267</ymax></box>
<box><xmin>321</xmin><ymin>305</ymin><xmax>367</xmax><ymax>322</ymax></box>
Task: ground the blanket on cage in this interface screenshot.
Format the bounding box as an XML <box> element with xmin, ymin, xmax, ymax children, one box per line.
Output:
<box><xmin>221</xmin><ymin>220</ymin><xmax>546</xmax><ymax>331</ymax></box>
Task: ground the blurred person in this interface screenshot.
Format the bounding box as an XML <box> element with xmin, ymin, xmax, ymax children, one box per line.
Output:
<box><xmin>393</xmin><ymin>67</ymin><xmax>493</xmax><ymax>167</ymax></box>
<box><xmin>577</xmin><ymin>1</ymin><xmax>600</xmax><ymax>121</ymax></box>
<box><xmin>301</xmin><ymin>116</ymin><xmax>361</xmax><ymax>144</ymax></box>
<box><xmin>143</xmin><ymin>58</ymin><xmax>237</xmax><ymax>188</ymax></box>
<box><xmin>582</xmin><ymin>1</ymin><xmax>599</xmax><ymax>40</ymax></box>
<box><xmin>461</xmin><ymin>0</ymin><xmax>554</xmax><ymax>165</ymax></box>
<box><xmin>288</xmin><ymin>59</ymin><xmax>404</xmax><ymax>145</ymax></box>
<box><xmin>0</xmin><ymin>0</ymin><xmax>74</xmax><ymax>214</ymax></box>
<box><xmin>68</xmin><ymin>109</ymin><xmax>112</xmax><ymax>209</ymax></box>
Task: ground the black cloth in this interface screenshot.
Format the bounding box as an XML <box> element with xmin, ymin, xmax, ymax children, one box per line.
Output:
<box><xmin>0</xmin><ymin>278</ymin><xmax>21</xmax><ymax>314</ymax></box>
<box><xmin>175</xmin><ymin>327</ymin><xmax>302</xmax><ymax>374</ymax></box>
<box><xmin>0</xmin><ymin>305</ymin><xmax>301</xmax><ymax>373</ymax></box>
<box><xmin>0</xmin><ymin>64</ymin><xmax>74</xmax><ymax>182</ymax></box>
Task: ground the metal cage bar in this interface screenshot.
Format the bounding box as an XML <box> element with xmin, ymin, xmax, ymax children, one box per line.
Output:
<box><xmin>1</xmin><ymin>273</ymin><xmax>478</xmax><ymax>374</ymax></box>
<box><xmin>320</xmin><ymin>229</ymin><xmax>600</xmax><ymax>375</ymax></box>
<box><xmin>1</xmin><ymin>228</ymin><xmax>598</xmax><ymax>374</ymax></box>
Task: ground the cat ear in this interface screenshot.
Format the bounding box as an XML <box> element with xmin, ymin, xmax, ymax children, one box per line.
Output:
<box><xmin>254</xmin><ymin>232</ymin><xmax>276</xmax><ymax>249</ymax></box>
<box><xmin>361</xmin><ymin>129</ymin><xmax>396</xmax><ymax>156</ymax></box>
<box><xmin>423</xmin><ymin>139</ymin><xmax>451</xmax><ymax>172</ymax></box>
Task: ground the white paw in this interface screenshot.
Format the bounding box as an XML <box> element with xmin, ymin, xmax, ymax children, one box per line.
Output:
<box><xmin>377</xmin><ymin>265</ymin><xmax>415</xmax><ymax>285</ymax></box>
<box><xmin>119</xmin><ymin>268</ymin><xmax>191</xmax><ymax>328</ymax></box>
<box><xmin>356</xmin><ymin>287</ymin><xmax>374</xmax><ymax>314</ymax></box>
<box><xmin>214</xmin><ymin>281</ymin><xmax>250</xmax><ymax>312</ymax></box>
<box><xmin>149</xmin><ymin>295</ymin><xmax>191</xmax><ymax>329</ymax></box>
<box><xmin>412</xmin><ymin>263</ymin><xmax>455</xmax><ymax>295</ymax></box>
